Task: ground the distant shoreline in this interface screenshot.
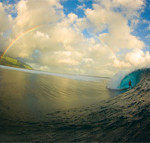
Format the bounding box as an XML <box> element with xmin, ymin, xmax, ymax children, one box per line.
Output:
<box><xmin>0</xmin><ymin>65</ymin><xmax>109</xmax><ymax>82</ymax></box>
<box><xmin>0</xmin><ymin>55</ymin><xmax>32</xmax><ymax>70</ymax></box>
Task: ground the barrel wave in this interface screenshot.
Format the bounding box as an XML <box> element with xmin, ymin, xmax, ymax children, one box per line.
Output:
<box><xmin>119</xmin><ymin>68</ymin><xmax>147</xmax><ymax>89</ymax></box>
<box><xmin>108</xmin><ymin>68</ymin><xmax>150</xmax><ymax>90</ymax></box>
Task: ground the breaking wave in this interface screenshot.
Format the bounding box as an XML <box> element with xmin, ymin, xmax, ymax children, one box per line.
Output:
<box><xmin>107</xmin><ymin>68</ymin><xmax>150</xmax><ymax>90</ymax></box>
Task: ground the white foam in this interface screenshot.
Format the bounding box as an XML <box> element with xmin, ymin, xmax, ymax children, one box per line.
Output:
<box><xmin>0</xmin><ymin>65</ymin><xmax>106</xmax><ymax>82</ymax></box>
<box><xmin>107</xmin><ymin>70</ymin><xmax>129</xmax><ymax>89</ymax></box>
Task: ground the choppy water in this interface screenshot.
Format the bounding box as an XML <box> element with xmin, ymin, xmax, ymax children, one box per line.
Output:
<box><xmin>0</xmin><ymin>66</ymin><xmax>150</xmax><ymax>142</ymax></box>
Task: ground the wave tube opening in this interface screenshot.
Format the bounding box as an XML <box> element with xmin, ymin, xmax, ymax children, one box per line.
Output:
<box><xmin>108</xmin><ymin>68</ymin><xmax>150</xmax><ymax>90</ymax></box>
<box><xmin>118</xmin><ymin>69</ymin><xmax>142</xmax><ymax>89</ymax></box>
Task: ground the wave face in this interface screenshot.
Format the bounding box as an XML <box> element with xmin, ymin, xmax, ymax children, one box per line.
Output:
<box><xmin>108</xmin><ymin>68</ymin><xmax>150</xmax><ymax>90</ymax></box>
<box><xmin>119</xmin><ymin>69</ymin><xmax>142</xmax><ymax>89</ymax></box>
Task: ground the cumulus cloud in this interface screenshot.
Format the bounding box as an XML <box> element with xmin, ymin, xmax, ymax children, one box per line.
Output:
<box><xmin>13</xmin><ymin>0</ymin><xmax>64</xmax><ymax>32</ymax></box>
<box><xmin>126</xmin><ymin>49</ymin><xmax>150</xmax><ymax>65</ymax></box>
<box><xmin>148</xmin><ymin>24</ymin><xmax>150</xmax><ymax>30</ymax></box>
<box><xmin>0</xmin><ymin>3</ymin><xmax>11</xmax><ymax>33</ymax></box>
<box><xmin>85</xmin><ymin>0</ymin><xmax>145</xmax><ymax>50</ymax></box>
<box><xmin>0</xmin><ymin>0</ymin><xmax>149</xmax><ymax>76</ymax></box>
<box><xmin>0</xmin><ymin>2</ymin><xmax>12</xmax><ymax>51</ymax></box>
<box><xmin>81</xmin><ymin>0</ymin><xmax>148</xmax><ymax>71</ymax></box>
<box><xmin>6</xmin><ymin>0</ymin><xmax>64</xmax><ymax>57</ymax></box>
<box><xmin>77</xmin><ymin>4</ymin><xmax>86</xmax><ymax>10</ymax></box>
<box><xmin>146</xmin><ymin>35</ymin><xmax>150</xmax><ymax>40</ymax></box>
<box><xmin>35</xmin><ymin>31</ymin><xmax>49</xmax><ymax>40</ymax></box>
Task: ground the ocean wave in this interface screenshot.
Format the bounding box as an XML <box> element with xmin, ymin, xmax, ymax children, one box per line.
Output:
<box><xmin>107</xmin><ymin>68</ymin><xmax>150</xmax><ymax>90</ymax></box>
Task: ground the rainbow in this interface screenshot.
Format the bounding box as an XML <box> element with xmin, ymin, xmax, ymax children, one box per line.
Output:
<box><xmin>84</xmin><ymin>29</ymin><xmax>117</xmax><ymax>60</ymax></box>
<box><xmin>99</xmin><ymin>38</ymin><xmax>117</xmax><ymax>59</ymax></box>
<box><xmin>0</xmin><ymin>25</ymin><xmax>42</xmax><ymax>61</ymax></box>
<box><xmin>0</xmin><ymin>25</ymin><xmax>119</xmax><ymax>69</ymax></box>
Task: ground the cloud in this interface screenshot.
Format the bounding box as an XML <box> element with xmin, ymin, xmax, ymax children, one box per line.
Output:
<box><xmin>6</xmin><ymin>0</ymin><xmax>64</xmax><ymax>57</ymax></box>
<box><xmin>148</xmin><ymin>24</ymin><xmax>150</xmax><ymax>30</ymax></box>
<box><xmin>125</xmin><ymin>49</ymin><xmax>150</xmax><ymax>67</ymax></box>
<box><xmin>146</xmin><ymin>35</ymin><xmax>150</xmax><ymax>40</ymax></box>
<box><xmin>0</xmin><ymin>2</ymin><xmax>13</xmax><ymax>51</ymax></box>
<box><xmin>14</xmin><ymin>0</ymin><xmax>64</xmax><ymax>31</ymax></box>
<box><xmin>81</xmin><ymin>0</ymin><xmax>148</xmax><ymax>73</ymax></box>
<box><xmin>3</xmin><ymin>2</ymin><xmax>17</xmax><ymax>16</ymax></box>
<box><xmin>35</xmin><ymin>31</ymin><xmax>49</xmax><ymax>40</ymax></box>
<box><xmin>143</xmin><ymin>19</ymin><xmax>150</xmax><ymax>24</ymax></box>
<box><xmin>85</xmin><ymin>0</ymin><xmax>145</xmax><ymax>50</ymax></box>
<box><xmin>113</xmin><ymin>0</ymin><xmax>145</xmax><ymax>10</ymax></box>
<box><xmin>0</xmin><ymin>0</ymin><xmax>149</xmax><ymax>77</ymax></box>
<box><xmin>0</xmin><ymin>2</ymin><xmax>12</xmax><ymax>33</ymax></box>
<box><xmin>77</xmin><ymin>4</ymin><xmax>86</xmax><ymax>10</ymax></box>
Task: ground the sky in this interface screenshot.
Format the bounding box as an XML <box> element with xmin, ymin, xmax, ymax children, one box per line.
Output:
<box><xmin>0</xmin><ymin>0</ymin><xmax>150</xmax><ymax>77</ymax></box>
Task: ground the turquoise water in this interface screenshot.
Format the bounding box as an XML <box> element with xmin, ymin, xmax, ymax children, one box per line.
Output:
<box><xmin>119</xmin><ymin>69</ymin><xmax>142</xmax><ymax>89</ymax></box>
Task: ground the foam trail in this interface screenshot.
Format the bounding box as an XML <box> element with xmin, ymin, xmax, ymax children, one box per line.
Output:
<box><xmin>0</xmin><ymin>65</ymin><xmax>106</xmax><ymax>82</ymax></box>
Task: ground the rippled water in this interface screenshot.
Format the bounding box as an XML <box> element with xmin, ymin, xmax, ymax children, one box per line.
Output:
<box><xmin>0</xmin><ymin>67</ymin><xmax>113</xmax><ymax>115</ymax></box>
<box><xmin>0</xmin><ymin>66</ymin><xmax>150</xmax><ymax>142</ymax></box>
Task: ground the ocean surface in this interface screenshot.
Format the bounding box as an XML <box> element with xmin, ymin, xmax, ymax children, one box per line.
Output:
<box><xmin>0</xmin><ymin>66</ymin><xmax>150</xmax><ymax>142</ymax></box>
